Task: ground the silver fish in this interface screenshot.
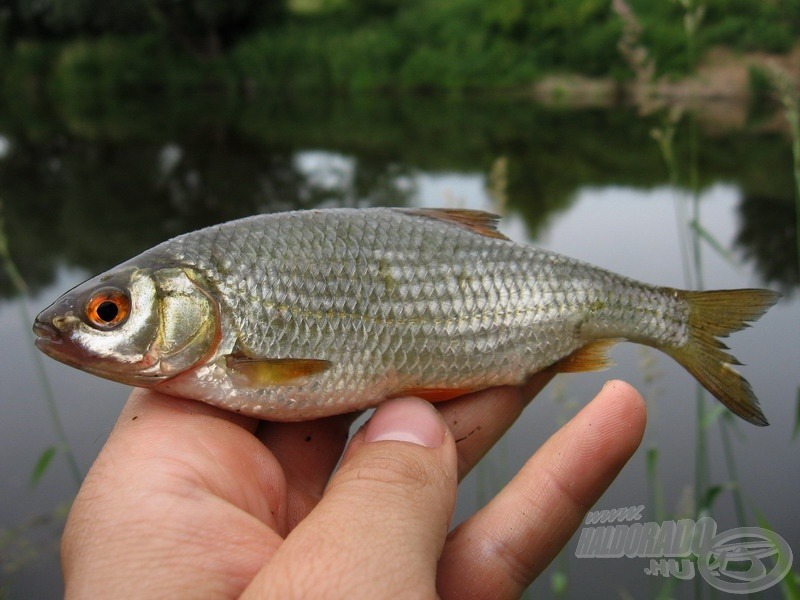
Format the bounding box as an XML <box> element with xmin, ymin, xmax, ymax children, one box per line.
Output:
<box><xmin>33</xmin><ymin>208</ymin><xmax>779</xmax><ymax>423</ymax></box>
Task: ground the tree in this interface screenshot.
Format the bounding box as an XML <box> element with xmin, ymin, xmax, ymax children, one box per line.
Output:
<box><xmin>146</xmin><ymin>0</ymin><xmax>285</xmax><ymax>58</ymax></box>
<box><xmin>4</xmin><ymin>0</ymin><xmax>286</xmax><ymax>55</ymax></box>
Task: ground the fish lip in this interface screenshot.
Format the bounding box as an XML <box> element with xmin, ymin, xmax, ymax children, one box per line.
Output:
<box><xmin>33</xmin><ymin>319</ymin><xmax>62</xmax><ymax>345</ymax></box>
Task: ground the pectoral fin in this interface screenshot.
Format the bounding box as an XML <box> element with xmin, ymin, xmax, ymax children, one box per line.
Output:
<box><xmin>226</xmin><ymin>356</ymin><xmax>332</xmax><ymax>387</ymax></box>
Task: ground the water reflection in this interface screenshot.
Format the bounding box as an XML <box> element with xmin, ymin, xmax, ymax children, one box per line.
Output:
<box><xmin>0</xmin><ymin>94</ymin><xmax>796</xmax><ymax>299</ymax></box>
<box><xmin>736</xmin><ymin>194</ymin><xmax>799</xmax><ymax>296</ymax></box>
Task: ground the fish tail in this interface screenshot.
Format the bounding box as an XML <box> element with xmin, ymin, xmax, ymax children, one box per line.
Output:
<box><xmin>665</xmin><ymin>289</ymin><xmax>780</xmax><ymax>426</ymax></box>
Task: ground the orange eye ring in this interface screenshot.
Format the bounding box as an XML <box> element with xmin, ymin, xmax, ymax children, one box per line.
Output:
<box><xmin>85</xmin><ymin>288</ymin><xmax>131</xmax><ymax>330</ymax></box>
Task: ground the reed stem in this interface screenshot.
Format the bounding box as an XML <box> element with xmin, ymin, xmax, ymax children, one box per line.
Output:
<box><xmin>0</xmin><ymin>200</ymin><xmax>83</xmax><ymax>488</ymax></box>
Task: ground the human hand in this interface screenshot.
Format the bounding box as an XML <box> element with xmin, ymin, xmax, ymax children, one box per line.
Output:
<box><xmin>61</xmin><ymin>377</ymin><xmax>646</xmax><ymax>599</ymax></box>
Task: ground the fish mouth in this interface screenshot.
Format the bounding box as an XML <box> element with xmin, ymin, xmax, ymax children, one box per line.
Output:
<box><xmin>33</xmin><ymin>318</ymin><xmax>63</xmax><ymax>351</ymax></box>
<box><xmin>32</xmin><ymin>316</ymin><xmax>82</xmax><ymax>365</ymax></box>
<box><xmin>33</xmin><ymin>316</ymin><xmax>170</xmax><ymax>387</ymax></box>
<box><xmin>33</xmin><ymin>316</ymin><xmax>107</xmax><ymax>371</ymax></box>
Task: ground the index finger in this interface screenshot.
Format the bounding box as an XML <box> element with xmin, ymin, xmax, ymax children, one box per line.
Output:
<box><xmin>437</xmin><ymin>380</ymin><xmax>646</xmax><ymax>599</ymax></box>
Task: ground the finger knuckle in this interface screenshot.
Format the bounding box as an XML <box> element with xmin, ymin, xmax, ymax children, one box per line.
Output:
<box><xmin>344</xmin><ymin>450</ymin><xmax>436</xmax><ymax>494</ymax></box>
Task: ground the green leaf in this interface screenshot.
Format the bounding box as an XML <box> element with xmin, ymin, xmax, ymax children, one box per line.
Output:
<box><xmin>700</xmin><ymin>403</ymin><xmax>726</xmax><ymax>429</ymax></box>
<box><xmin>755</xmin><ymin>511</ymin><xmax>800</xmax><ymax>600</ymax></box>
<box><xmin>30</xmin><ymin>446</ymin><xmax>57</xmax><ymax>488</ymax></box>
<box><xmin>699</xmin><ymin>483</ymin><xmax>730</xmax><ymax>512</ymax></box>
<box><xmin>550</xmin><ymin>571</ymin><xmax>568</xmax><ymax>596</ymax></box>
<box><xmin>784</xmin><ymin>571</ymin><xmax>800</xmax><ymax>600</ymax></box>
<box><xmin>646</xmin><ymin>445</ymin><xmax>658</xmax><ymax>479</ymax></box>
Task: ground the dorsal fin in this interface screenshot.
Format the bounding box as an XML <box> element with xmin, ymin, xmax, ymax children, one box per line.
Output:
<box><xmin>398</xmin><ymin>208</ymin><xmax>510</xmax><ymax>240</ymax></box>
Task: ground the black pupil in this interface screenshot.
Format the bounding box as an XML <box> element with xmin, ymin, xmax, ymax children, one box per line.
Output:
<box><xmin>96</xmin><ymin>300</ymin><xmax>119</xmax><ymax>323</ymax></box>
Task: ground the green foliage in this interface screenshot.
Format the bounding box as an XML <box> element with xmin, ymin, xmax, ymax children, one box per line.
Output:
<box><xmin>1</xmin><ymin>41</ymin><xmax>58</xmax><ymax>128</ymax></box>
<box><xmin>518</xmin><ymin>0</ymin><xmax>624</xmax><ymax>75</ymax></box>
<box><xmin>700</xmin><ymin>0</ymin><xmax>794</xmax><ymax>53</ymax></box>
<box><xmin>394</xmin><ymin>0</ymin><xmax>622</xmax><ymax>82</ymax></box>
<box><xmin>148</xmin><ymin>0</ymin><xmax>285</xmax><ymax>57</ymax></box>
<box><xmin>51</xmin><ymin>36</ymin><xmax>165</xmax><ymax>97</ymax></box>
<box><xmin>47</xmin><ymin>36</ymin><xmax>235</xmax><ymax>119</ymax></box>
<box><xmin>5</xmin><ymin>0</ymin><xmax>800</xmax><ymax>96</ymax></box>
<box><xmin>748</xmin><ymin>65</ymin><xmax>774</xmax><ymax>101</ymax></box>
<box><xmin>42</xmin><ymin>0</ymin><xmax>154</xmax><ymax>35</ymax></box>
<box><xmin>626</xmin><ymin>0</ymin><xmax>800</xmax><ymax>74</ymax></box>
<box><xmin>327</xmin><ymin>26</ymin><xmax>404</xmax><ymax>90</ymax></box>
<box><xmin>234</xmin><ymin>0</ymin><xmax>623</xmax><ymax>92</ymax></box>
<box><xmin>233</xmin><ymin>27</ymin><xmax>334</xmax><ymax>92</ymax></box>
<box><xmin>6</xmin><ymin>0</ymin><xmax>285</xmax><ymax>59</ymax></box>
<box><xmin>346</xmin><ymin>0</ymin><xmax>404</xmax><ymax>19</ymax></box>
<box><xmin>398</xmin><ymin>37</ymin><xmax>533</xmax><ymax>91</ymax></box>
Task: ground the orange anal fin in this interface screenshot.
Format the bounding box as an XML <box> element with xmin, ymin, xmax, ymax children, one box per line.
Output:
<box><xmin>226</xmin><ymin>356</ymin><xmax>332</xmax><ymax>387</ymax></box>
<box><xmin>397</xmin><ymin>208</ymin><xmax>510</xmax><ymax>240</ymax></box>
<box><xmin>390</xmin><ymin>387</ymin><xmax>477</xmax><ymax>403</ymax></box>
<box><xmin>546</xmin><ymin>339</ymin><xmax>618</xmax><ymax>373</ymax></box>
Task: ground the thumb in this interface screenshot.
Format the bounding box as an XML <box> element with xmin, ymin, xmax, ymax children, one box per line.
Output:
<box><xmin>243</xmin><ymin>397</ymin><xmax>457</xmax><ymax>599</ymax></box>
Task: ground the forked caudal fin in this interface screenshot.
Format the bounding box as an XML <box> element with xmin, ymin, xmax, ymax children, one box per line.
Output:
<box><xmin>664</xmin><ymin>289</ymin><xmax>780</xmax><ymax>426</ymax></box>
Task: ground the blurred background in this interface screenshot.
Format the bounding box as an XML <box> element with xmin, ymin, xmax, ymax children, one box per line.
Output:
<box><xmin>0</xmin><ymin>0</ymin><xmax>799</xmax><ymax>597</ymax></box>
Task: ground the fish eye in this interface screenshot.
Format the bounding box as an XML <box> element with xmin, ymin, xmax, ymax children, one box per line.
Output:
<box><xmin>85</xmin><ymin>287</ymin><xmax>131</xmax><ymax>330</ymax></box>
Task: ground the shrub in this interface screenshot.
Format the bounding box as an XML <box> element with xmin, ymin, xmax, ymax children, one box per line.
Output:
<box><xmin>326</xmin><ymin>26</ymin><xmax>404</xmax><ymax>91</ymax></box>
<box><xmin>3</xmin><ymin>41</ymin><xmax>57</xmax><ymax>103</ymax></box>
<box><xmin>51</xmin><ymin>36</ymin><xmax>167</xmax><ymax>103</ymax></box>
<box><xmin>233</xmin><ymin>27</ymin><xmax>333</xmax><ymax>92</ymax></box>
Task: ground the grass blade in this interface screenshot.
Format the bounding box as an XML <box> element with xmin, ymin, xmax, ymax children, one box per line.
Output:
<box><xmin>550</xmin><ymin>569</ymin><xmax>568</xmax><ymax>598</ymax></box>
<box><xmin>0</xmin><ymin>198</ymin><xmax>83</xmax><ymax>488</ymax></box>
<box><xmin>755</xmin><ymin>512</ymin><xmax>800</xmax><ymax>600</ymax></box>
<box><xmin>645</xmin><ymin>445</ymin><xmax>665</xmax><ymax>524</ymax></box>
<box><xmin>689</xmin><ymin>219</ymin><xmax>736</xmax><ymax>266</ymax></box>
<box><xmin>699</xmin><ymin>483</ymin><xmax>730</xmax><ymax>513</ymax></box>
<box><xmin>793</xmin><ymin>386</ymin><xmax>800</xmax><ymax>442</ymax></box>
<box><xmin>29</xmin><ymin>446</ymin><xmax>57</xmax><ymax>488</ymax></box>
<box><xmin>700</xmin><ymin>403</ymin><xmax>726</xmax><ymax>429</ymax></box>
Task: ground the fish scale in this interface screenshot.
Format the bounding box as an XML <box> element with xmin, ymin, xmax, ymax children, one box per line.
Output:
<box><xmin>33</xmin><ymin>207</ymin><xmax>779</xmax><ymax>423</ymax></box>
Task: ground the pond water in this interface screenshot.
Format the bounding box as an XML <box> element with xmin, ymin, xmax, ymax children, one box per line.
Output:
<box><xmin>1</xmin><ymin>94</ymin><xmax>798</xmax><ymax>598</ymax></box>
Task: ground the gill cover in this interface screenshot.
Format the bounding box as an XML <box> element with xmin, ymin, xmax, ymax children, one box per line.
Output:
<box><xmin>33</xmin><ymin>265</ymin><xmax>219</xmax><ymax>386</ymax></box>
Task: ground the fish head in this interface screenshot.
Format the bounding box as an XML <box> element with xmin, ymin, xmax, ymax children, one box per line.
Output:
<box><xmin>32</xmin><ymin>265</ymin><xmax>220</xmax><ymax>387</ymax></box>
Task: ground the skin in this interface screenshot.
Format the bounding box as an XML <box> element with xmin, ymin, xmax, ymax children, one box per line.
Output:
<box><xmin>61</xmin><ymin>375</ymin><xmax>646</xmax><ymax>599</ymax></box>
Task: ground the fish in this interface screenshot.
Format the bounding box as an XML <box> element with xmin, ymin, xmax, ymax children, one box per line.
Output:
<box><xmin>32</xmin><ymin>207</ymin><xmax>779</xmax><ymax>424</ymax></box>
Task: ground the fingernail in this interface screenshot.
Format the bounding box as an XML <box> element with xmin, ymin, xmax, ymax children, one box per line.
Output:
<box><xmin>365</xmin><ymin>397</ymin><xmax>445</xmax><ymax>448</ymax></box>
